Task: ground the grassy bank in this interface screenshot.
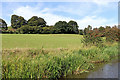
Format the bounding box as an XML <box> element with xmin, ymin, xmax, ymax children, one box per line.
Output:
<box><xmin>2</xmin><ymin>43</ymin><xmax>118</xmax><ymax>79</ymax></box>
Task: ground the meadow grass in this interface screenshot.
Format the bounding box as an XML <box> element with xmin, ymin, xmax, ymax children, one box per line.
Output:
<box><xmin>2</xmin><ymin>34</ymin><xmax>82</xmax><ymax>49</ymax></box>
<box><xmin>1</xmin><ymin>34</ymin><xmax>119</xmax><ymax>79</ymax></box>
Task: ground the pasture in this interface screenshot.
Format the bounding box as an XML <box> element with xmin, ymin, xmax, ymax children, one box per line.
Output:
<box><xmin>2</xmin><ymin>34</ymin><xmax>82</xmax><ymax>49</ymax></box>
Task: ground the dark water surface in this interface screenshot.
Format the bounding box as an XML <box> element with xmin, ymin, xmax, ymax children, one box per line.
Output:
<box><xmin>65</xmin><ymin>60</ymin><xmax>119</xmax><ymax>78</ymax></box>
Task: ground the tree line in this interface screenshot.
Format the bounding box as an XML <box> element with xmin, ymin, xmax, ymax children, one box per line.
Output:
<box><xmin>0</xmin><ymin>14</ymin><xmax>120</xmax><ymax>43</ymax></box>
<box><xmin>0</xmin><ymin>15</ymin><xmax>79</xmax><ymax>34</ymax></box>
<box><xmin>82</xmin><ymin>25</ymin><xmax>120</xmax><ymax>47</ymax></box>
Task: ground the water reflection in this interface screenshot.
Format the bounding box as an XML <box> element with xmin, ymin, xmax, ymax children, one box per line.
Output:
<box><xmin>66</xmin><ymin>60</ymin><xmax>119</xmax><ymax>78</ymax></box>
<box><xmin>88</xmin><ymin>62</ymin><xmax>119</xmax><ymax>78</ymax></box>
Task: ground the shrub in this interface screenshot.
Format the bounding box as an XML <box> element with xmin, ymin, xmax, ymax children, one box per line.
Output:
<box><xmin>105</xmin><ymin>26</ymin><xmax>120</xmax><ymax>42</ymax></box>
<box><xmin>82</xmin><ymin>29</ymin><xmax>103</xmax><ymax>47</ymax></box>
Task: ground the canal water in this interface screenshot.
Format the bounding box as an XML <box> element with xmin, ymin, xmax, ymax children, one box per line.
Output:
<box><xmin>88</xmin><ymin>60</ymin><xmax>119</xmax><ymax>78</ymax></box>
<box><xmin>65</xmin><ymin>59</ymin><xmax>119</xmax><ymax>78</ymax></box>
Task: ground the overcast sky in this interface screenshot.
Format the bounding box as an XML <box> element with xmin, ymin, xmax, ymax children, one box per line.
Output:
<box><xmin>0</xmin><ymin>0</ymin><xmax>119</xmax><ymax>29</ymax></box>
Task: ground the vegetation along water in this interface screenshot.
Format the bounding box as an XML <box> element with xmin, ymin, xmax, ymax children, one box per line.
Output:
<box><xmin>2</xmin><ymin>34</ymin><xmax>119</xmax><ymax>79</ymax></box>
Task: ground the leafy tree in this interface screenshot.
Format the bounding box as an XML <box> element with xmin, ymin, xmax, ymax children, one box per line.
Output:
<box><xmin>79</xmin><ymin>29</ymin><xmax>84</xmax><ymax>35</ymax></box>
<box><xmin>93</xmin><ymin>28</ymin><xmax>98</xmax><ymax>31</ymax></box>
<box><xmin>68</xmin><ymin>20</ymin><xmax>79</xmax><ymax>34</ymax></box>
<box><xmin>41</xmin><ymin>26</ymin><xmax>54</xmax><ymax>34</ymax></box>
<box><xmin>27</xmin><ymin>16</ymin><xmax>46</xmax><ymax>27</ymax></box>
<box><xmin>0</xmin><ymin>18</ymin><xmax>7</xmax><ymax>30</ymax></box>
<box><xmin>99</xmin><ymin>26</ymin><xmax>105</xmax><ymax>32</ymax></box>
<box><xmin>11</xmin><ymin>15</ymin><xmax>27</xmax><ymax>29</ymax></box>
<box><xmin>105</xmin><ymin>26</ymin><xmax>120</xmax><ymax>42</ymax></box>
<box><xmin>98</xmin><ymin>26</ymin><xmax>105</xmax><ymax>37</ymax></box>
<box><xmin>17</xmin><ymin>25</ymin><xmax>43</xmax><ymax>34</ymax></box>
<box><xmin>106</xmin><ymin>26</ymin><xmax>111</xmax><ymax>29</ymax></box>
<box><xmin>82</xmin><ymin>25</ymin><xmax>104</xmax><ymax>47</ymax></box>
<box><xmin>82</xmin><ymin>29</ymin><xmax>103</xmax><ymax>47</ymax></box>
<box><xmin>84</xmin><ymin>25</ymin><xmax>92</xmax><ymax>35</ymax></box>
<box><xmin>54</xmin><ymin>21</ymin><xmax>68</xmax><ymax>33</ymax></box>
<box><xmin>54</xmin><ymin>20</ymin><xmax>79</xmax><ymax>34</ymax></box>
<box><xmin>87</xmin><ymin>25</ymin><xmax>92</xmax><ymax>30</ymax></box>
<box><xmin>41</xmin><ymin>27</ymin><xmax>50</xmax><ymax>34</ymax></box>
<box><xmin>83</xmin><ymin>28</ymin><xmax>87</xmax><ymax>35</ymax></box>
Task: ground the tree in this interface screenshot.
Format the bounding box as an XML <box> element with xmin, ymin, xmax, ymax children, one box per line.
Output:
<box><xmin>106</xmin><ymin>26</ymin><xmax>111</xmax><ymax>29</ymax></box>
<box><xmin>11</xmin><ymin>15</ymin><xmax>27</xmax><ymax>29</ymax></box>
<box><xmin>54</xmin><ymin>20</ymin><xmax>79</xmax><ymax>34</ymax></box>
<box><xmin>0</xmin><ymin>18</ymin><xmax>7</xmax><ymax>30</ymax></box>
<box><xmin>82</xmin><ymin>29</ymin><xmax>103</xmax><ymax>47</ymax></box>
<box><xmin>68</xmin><ymin>20</ymin><xmax>79</xmax><ymax>34</ymax></box>
<box><xmin>54</xmin><ymin>21</ymin><xmax>68</xmax><ymax>33</ymax></box>
<box><xmin>99</xmin><ymin>26</ymin><xmax>105</xmax><ymax>32</ymax></box>
<box><xmin>79</xmin><ymin>29</ymin><xmax>84</xmax><ymax>35</ymax></box>
<box><xmin>27</xmin><ymin>16</ymin><xmax>46</xmax><ymax>27</ymax></box>
<box><xmin>84</xmin><ymin>25</ymin><xmax>92</xmax><ymax>35</ymax></box>
<box><xmin>87</xmin><ymin>25</ymin><xmax>92</xmax><ymax>30</ymax></box>
<box><xmin>83</xmin><ymin>28</ymin><xmax>87</xmax><ymax>35</ymax></box>
<box><xmin>105</xmin><ymin>26</ymin><xmax>120</xmax><ymax>42</ymax></box>
<box><xmin>98</xmin><ymin>26</ymin><xmax>105</xmax><ymax>37</ymax></box>
<box><xmin>17</xmin><ymin>25</ymin><xmax>42</xmax><ymax>34</ymax></box>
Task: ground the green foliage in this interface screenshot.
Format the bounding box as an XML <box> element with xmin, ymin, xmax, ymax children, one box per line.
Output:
<box><xmin>11</xmin><ymin>15</ymin><xmax>27</xmax><ymax>29</ymax></box>
<box><xmin>53</xmin><ymin>20</ymin><xmax>79</xmax><ymax>34</ymax></box>
<box><xmin>27</xmin><ymin>16</ymin><xmax>46</xmax><ymax>27</ymax></box>
<box><xmin>2</xmin><ymin>44</ymin><xmax>118</xmax><ymax>79</ymax></box>
<box><xmin>17</xmin><ymin>25</ymin><xmax>42</xmax><ymax>34</ymax></box>
<box><xmin>98</xmin><ymin>26</ymin><xmax>105</xmax><ymax>37</ymax></box>
<box><xmin>41</xmin><ymin>26</ymin><xmax>53</xmax><ymax>34</ymax></box>
<box><xmin>99</xmin><ymin>26</ymin><xmax>105</xmax><ymax>32</ymax></box>
<box><xmin>0</xmin><ymin>18</ymin><xmax>8</xmax><ymax>30</ymax></box>
<box><xmin>54</xmin><ymin>21</ymin><xmax>68</xmax><ymax>34</ymax></box>
<box><xmin>82</xmin><ymin>26</ymin><xmax>103</xmax><ymax>47</ymax></box>
<box><xmin>105</xmin><ymin>26</ymin><xmax>120</xmax><ymax>42</ymax></box>
<box><xmin>2</xmin><ymin>14</ymin><xmax>120</xmax><ymax>36</ymax></box>
<box><xmin>2</xmin><ymin>27</ymin><xmax>17</xmax><ymax>34</ymax></box>
<box><xmin>79</xmin><ymin>29</ymin><xmax>84</xmax><ymax>35</ymax></box>
<box><xmin>68</xmin><ymin>20</ymin><xmax>79</xmax><ymax>34</ymax></box>
<box><xmin>83</xmin><ymin>25</ymin><xmax>92</xmax><ymax>35</ymax></box>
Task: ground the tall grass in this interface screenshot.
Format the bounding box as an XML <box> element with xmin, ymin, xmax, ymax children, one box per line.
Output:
<box><xmin>2</xmin><ymin>44</ymin><xmax>118</xmax><ymax>79</ymax></box>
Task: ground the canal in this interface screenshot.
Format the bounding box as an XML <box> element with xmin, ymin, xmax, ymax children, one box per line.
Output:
<box><xmin>65</xmin><ymin>59</ymin><xmax>119</xmax><ymax>79</ymax></box>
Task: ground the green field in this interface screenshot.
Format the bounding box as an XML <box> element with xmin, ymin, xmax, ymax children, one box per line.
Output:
<box><xmin>2</xmin><ymin>34</ymin><xmax>82</xmax><ymax>49</ymax></box>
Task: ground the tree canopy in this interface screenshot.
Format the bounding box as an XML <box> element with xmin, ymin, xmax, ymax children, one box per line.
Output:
<box><xmin>27</xmin><ymin>16</ymin><xmax>46</xmax><ymax>27</ymax></box>
<box><xmin>68</xmin><ymin>20</ymin><xmax>79</xmax><ymax>34</ymax></box>
<box><xmin>11</xmin><ymin>15</ymin><xmax>27</xmax><ymax>29</ymax></box>
<box><xmin>53</xmin><ymin>20</ymin><xmax>79</xmax><ymax>34</ymax></box>
<box><xmin>54</xmin><ymin>21</ymin><xmax>68</xmax><ymax>33</ymax></box>
<box><xmin>0</xmin><ymin>18</ymin><xmax>7</xmax><ymax>30</ymax></box>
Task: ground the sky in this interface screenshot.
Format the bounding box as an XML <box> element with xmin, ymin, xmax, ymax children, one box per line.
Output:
<box><xmin>0</xmin><ymin>0</ymin><xmax>119</xmax><ymax>29</ymax></box>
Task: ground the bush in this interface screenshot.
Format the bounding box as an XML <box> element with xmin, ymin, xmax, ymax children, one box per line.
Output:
<box><xmin>82</xmin><ymin>30</ymin><xmax>103</xmax><ymax>47</ymax></box>
<box><xmin>17</xmin><ymin>25</ymin><xmax>42</xmax><ymax>34</ymax></box>
<box><xmin>105</xmin><ymin>26</ymin><xmax>120</xmax><ymax>42</ymax></box>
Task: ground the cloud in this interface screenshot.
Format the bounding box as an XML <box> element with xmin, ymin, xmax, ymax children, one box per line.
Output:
<box><xmin>11</xmin><ymin>4</ymin><xmax>116</xmax><ymax>29</ymax></box>
<box><xmin>49</xmin><ymin>2</ymin><xmax>94</xmax><ymax>17</ymax></box>
<box><xmin>12</xmin><ymin>5</ymin><xmax>72</xmax><ymax>26</ymax></box>
<box><xmin>92</xmin><ymin>0</ymin><xmax>110</xmax><ymax>6</ymax></box>
<box><xmin>76</xmin><ymin>16</ymin><xmax>116</xmax><ymax>29</ymax></box>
